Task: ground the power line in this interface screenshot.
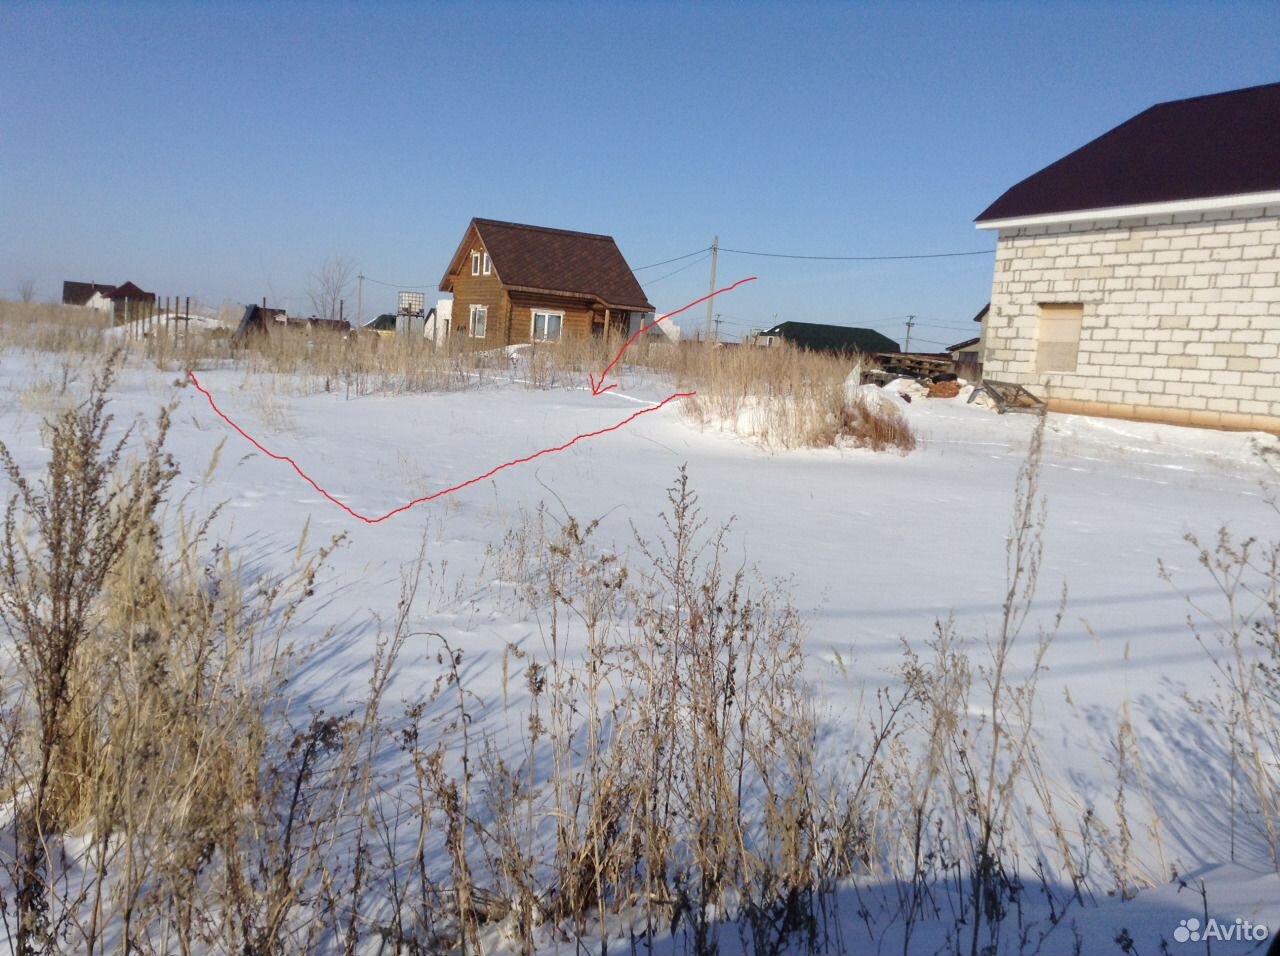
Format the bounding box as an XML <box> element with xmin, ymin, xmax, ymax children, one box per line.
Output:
<box><xmin>719</xmin><ymin>246</ymin><xmax>994</xmax><ymax>262</ymax></box>
<box><xmin>361</xmin><ymin>275</ymin><xmax>439</xmax><ymax>289</ymax></box>
<box><xmin>641</xmin><ymin>252</ymin><xmax>712</xmax><ymax>286</ymax></box>
<box><xmin>910</xmin><ymin>320</ymin><xmax>980</xmax><ymax>332</ymax></box>
<box><xmin>633</xmin><ymin>246</ymin><xmax>713</xmax><ymax>270</ymax></box>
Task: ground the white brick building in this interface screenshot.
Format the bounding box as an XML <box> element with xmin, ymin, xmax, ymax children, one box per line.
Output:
<box><xmin>976</xmin><ymin>82</ymin><xmax>1280</xmax><ymax>432</ymax></box>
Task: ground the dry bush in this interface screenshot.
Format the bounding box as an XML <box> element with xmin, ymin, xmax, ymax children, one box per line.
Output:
<box><xmin>462</xmin><ymin>469</ymin><xmax>840</xmax><ymax>954</ymax></box>
<box><xmin>1163</xmin><ymin>515</ymin><xmax>1280</xmax><ymax>870</ymax></box>
<box><xmin>0</xmin><ymin>358</ymin><xmax>364</xmax><ymax>955</ymax></box>
<box><xmin>654</xmin><ymin>342</ymin><xmax>914</xmax><ymax>451</ymax></box>
<box><xmin>836</xmin><ymin>392</ymin><xmax>917</xmax><ymax>452</ymax></box>
<box><xmin>0</xmin><ymin>357</ymin><xmax>177</xmax><ymax>953</ymax></box>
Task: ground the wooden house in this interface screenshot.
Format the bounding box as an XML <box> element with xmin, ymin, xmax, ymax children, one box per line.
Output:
<box><xmin>438</xmin><ymin>218</ymin><xmax>654</xmax><ymax>345</ymax></box>
<box><xmin>106</xmin><ymin>281</ymin><xmax>156</xmax><ymax>325</ymax></box>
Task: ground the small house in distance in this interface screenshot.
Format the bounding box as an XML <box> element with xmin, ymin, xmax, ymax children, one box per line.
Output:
<box><xmin>232</xmin><ymin>304</ymin><xmax>289</xmax><ymax>340</ymax></box>
<box><xmin>233</xmin><ymin>304</ymin><xmax>351</xmax><ymax>341</ymax></box>
<box><xmin>749</xmin><ymin>321</ymin><xmax>900</xmax><ymax>355</ymax></box>
<box><xmin>438</xmin><ymin>218</ymin><xmax>654</xmax><ymax>345</ymax></box>
<box><xmin>62</xmin><ymin>280</ymin><xmax>118</xmax><ymax>314</ymax></box>
<box><xmin>106</xmin><ymin>281</ymin><xmax>156</xmax><ymax>325</ymax></box>
<box><xmin>946</xmin><ymin>303</ymin><xmax>989</xmax><ymax>382</ymax></box>
<box><xmin>976</xmin><ymin>81</ymin><xmax>1280</xmax><ymax>432</ymax></box>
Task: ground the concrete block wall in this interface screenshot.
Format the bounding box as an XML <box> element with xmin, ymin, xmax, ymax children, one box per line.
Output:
<box><xmin>984</xmin><ymin>204</ymin><xmax>1280</xmax><ymax>431</ymax></box>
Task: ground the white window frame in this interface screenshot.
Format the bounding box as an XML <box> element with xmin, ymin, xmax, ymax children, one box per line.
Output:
<box><xmin>531</xmin><ymin>309</ymin><xmax>564</xmax><ymax>343</ymax></box>
<box><xmin>482</xmin><ymin>252</ymin><xmax>492</xmax><ymax>276</ymax></box>
<box><xmin>469</xmin><ymin>304</ymin><xmax>487</xmax><ymax>339</ymax></box>
<box><xmin>471</xmin><ymin>251</ymin><xmax>481</xmax><ymax>276</ymax></box>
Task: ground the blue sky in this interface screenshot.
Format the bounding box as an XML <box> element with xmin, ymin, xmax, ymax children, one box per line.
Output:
<box><xmin>2</xmin><ymin>1</ymin><xmax>1278</xmax><ymax>346</ymax></box>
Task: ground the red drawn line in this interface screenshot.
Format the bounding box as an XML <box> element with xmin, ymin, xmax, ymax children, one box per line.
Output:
<box><xmin>187</xmin><ymin>370</ymin><xmax>694</xmax><ymax>524</ymax></box>
<box><xmin>589</xmin><ymin>275</ymin><xmax>757</xmax><ymax>395</ymax></box>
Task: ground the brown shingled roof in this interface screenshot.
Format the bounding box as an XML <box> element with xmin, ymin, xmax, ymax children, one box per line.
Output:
<box><xmin>106</xmin><ymin>281</ymin><xmax>155</xmax><ymax>301</ymax></box>
<box><xmin>62</xmin><ymin>280</ymin><xmax>117</xmax><ymax>305</ymax></box>
<box><xmin>441</xmin><ymin>219</ymin><xmax>653</xmax><ymax>311</ymax></box>
<box><xmin>977</xmin><ymin>81</ymin><xmax>1280</xmax><ymax>223</ymax></box>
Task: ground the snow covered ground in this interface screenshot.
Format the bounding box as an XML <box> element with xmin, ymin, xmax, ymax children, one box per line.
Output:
<box><xmin>2</xmin><ymin>349</ymin><xmax>1278</xmax><ymax>952</ymax></box>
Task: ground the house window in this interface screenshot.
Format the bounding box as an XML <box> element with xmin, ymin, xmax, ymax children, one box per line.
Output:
<box><xmin>482</xmin><ymin>253</ymin><xmax>491</xmax><ymax>276</ymax></box>
<box><xmin>471</xmin><ymin>251</ymin><xmax>481</xmax><ymax>276</ymax></box>
<box><xmin>532</xmin><ymin>310</ymin><xmax>563</xmax><ymax>342</ymax></box>
<box><xmin>469</xmin><ymin>304</ymin><xmax>487</xmax><ymax>338</ymax></box>
<box><xmin>1036</xmin><ymin>303</ymin><xmax>1083</xmax><ymax>373</ymax></box>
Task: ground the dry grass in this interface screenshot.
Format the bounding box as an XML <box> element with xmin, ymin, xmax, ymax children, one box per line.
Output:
<box><xmin>2</xmin><ymin>299</ymin><xmax>914</xmax><ymax>451</ymax></box>
<box><xmin>0</xmin><ymin>300</ymin><xmax>112</xmax><ymax>355</ymax></box>
<box><xmin>1</xmin><ymin>370</ymin><xmax>1263</xmax><ymax>953</ymax></box>
<box><xmin>664</xmin><ymin>342</ymin><xmax>915</xmax><ymax>451</ymax></box>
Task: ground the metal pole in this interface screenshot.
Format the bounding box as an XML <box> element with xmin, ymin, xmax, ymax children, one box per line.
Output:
<box><xmin>704</xmin><ymin>235</ymin><xmax>718</xmax><ymax>343</ymax></box>
<box><xmin>357</xmin><ymin>273</ymin><xmax>365</xmax><ymax>329</ymax></box>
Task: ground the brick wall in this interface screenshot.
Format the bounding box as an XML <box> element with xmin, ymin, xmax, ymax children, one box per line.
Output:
<box><xmin>983</xmin><ymin>204</ymin><xmax>1280</xmax><ymax>431</ymax></box>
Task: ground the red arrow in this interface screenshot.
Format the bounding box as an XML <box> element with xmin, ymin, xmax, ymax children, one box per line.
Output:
<box><xmin>589</xmin><ymin>276</ymin><xmax>758</xmax><ymax>396</ymax></box>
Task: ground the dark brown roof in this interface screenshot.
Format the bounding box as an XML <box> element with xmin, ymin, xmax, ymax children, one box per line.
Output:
<box><xmin>107</xmin><ymin>281</ymin><xmax>155</xmax><ymax>301</ymax></box>
<box><xmin>977</xmin><ymin>82</ymin><xmax>1280</xmax><ymax>223</ymax></box>
<box><xmin>441</xmin><ymin>218</ymin><xmax>653</xmax><ymax>311</ymax></box>
<box><xmin>62</xmin><ymin>280</ymin><xmax>117</xmax><ymax>305</ymax></box>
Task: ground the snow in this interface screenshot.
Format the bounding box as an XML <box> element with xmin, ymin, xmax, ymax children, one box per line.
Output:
<box><xmin>1</xmin><ymin>350</ymin><xmax>1278</xmax><ymax>951</ymax></box>
<box><xmin>101</xmin><ymin>311</ymin><xmax>231</xmax><ymax>341</ymax></box>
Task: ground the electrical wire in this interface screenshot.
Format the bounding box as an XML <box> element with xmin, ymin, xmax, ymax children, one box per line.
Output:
<box><xmin>906</xmin><ymin>336</ymin><xmax>952</xmax><ymax>348</ymax></box>
<box><xmin>360</xmin><ymin>275</ymin><xmax>439</xmax><ymax>289</ymax></box>
<box><xmin>719</xmin><ymin>246</ymin><xmax>993</xmax><ymax>262</ymax></box>
<box><xmin>633</xmin><ymin>246</ymin><xmax>713</xmax><ymax>270</ymax></box>
<box><xmin>641</xmin><ymin>252</ymin><xmax>713</xmax><ymax>286</ymax></box>
<box><xmin>910</xmin><ymin>320</ymin><xmax>981</xmax><ymax>333</ymax></box>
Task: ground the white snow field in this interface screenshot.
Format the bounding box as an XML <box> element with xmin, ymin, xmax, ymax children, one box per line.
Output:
<box><xmin>2</xmin><ymin>347</ymin><xmax>1279</xmax><ymax>954</ymax></box>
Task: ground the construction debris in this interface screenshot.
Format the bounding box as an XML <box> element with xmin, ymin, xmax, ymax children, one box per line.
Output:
<box><xmin>926</xmin><ymin>380</ymin><xmax>963</xmax><ymax>399</ymax></box>
<box><xmin>966</xmin><ymin>379</ymin><xmax>1046</xmax><ymax>414</ymax></box>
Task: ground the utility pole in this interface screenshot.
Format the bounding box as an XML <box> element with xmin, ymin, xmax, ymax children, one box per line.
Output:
<box><xmin>356</xmin><ymin>273</ymin><xmax>365</xmax><ymax>329</ymax></box>
<box><xmin>713</xmin><ymin>314</ymin><xmax>724</xmax><ymax>343</ymax></box>
<box><xmin>904</xmin><ymin>314</ymin><xmax>915</xmax><ymax>352</ymax></box>
<box><xmin>704</xmin><ymin>235</ymin><xmax>719</xmax><ymax>344</ymax></box>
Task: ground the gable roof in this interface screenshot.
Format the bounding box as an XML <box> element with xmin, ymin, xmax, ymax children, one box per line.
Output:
<box><xmin>440</xmin><ymin>218</ymin><xmax>653</xmax><ymax>311</ymax></box>
<box><xmin>977</xmin><ymin>81</ymin><xmax>1280</xmax><ymax>225</ymax></box>
<box><xmin>761</xmin><ymin>321</ymin><xmax>901</xmax><ymax>355</ymax></box>
<box><xmin>107</xmin><ymin>281</ymin><xmax>155</xmax><ymax>301</ymax></box>
<box><xmin>946</xmin><ymin>336</ymin><xmax>981</xmax><ymax>353</ymax></box>
<box><xmin>62</xmin><ymin>280</ymin><xmax>117</xmax><ymax>305</ymax></box>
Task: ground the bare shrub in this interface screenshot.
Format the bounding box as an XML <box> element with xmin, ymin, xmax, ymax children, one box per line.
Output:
<box><xmin>837</xmin><ymin>391</ymin><xmax>917</xmax><ymax>453</ymax></box>
<box><xmin>1163</xmin><ymin>516</ymin><xmax>1280</xmax><ymax>868</ymax></box>
<box><xmin>307</xmin><ymin>256</ymin><xmax>356</xmax><ymax>323</ymax></box>
<box><xmin>0</xmin><ymin>358</ymin><xmax>364</xmax><ymax>954</ymax></box>
<box><xmin>0</xmin><ymin>356</ymin><xmax>176</xmax><ymax>952</ymax></box>
<box><xmin>666</xmin><ymin>344</ymin><xmax>913</xmax><ymax>451</ymax></box>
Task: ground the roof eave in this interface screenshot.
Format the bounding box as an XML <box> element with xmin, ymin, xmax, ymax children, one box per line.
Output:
<box><xmin>505</xmin><ymin>284</ymin><xmax>653</xmax><ymax>312</ymax></box>
<box><xmin>975</xmin><ymin>188</ymin><xmax>1280</xmax><ymax>231</ymax></box>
